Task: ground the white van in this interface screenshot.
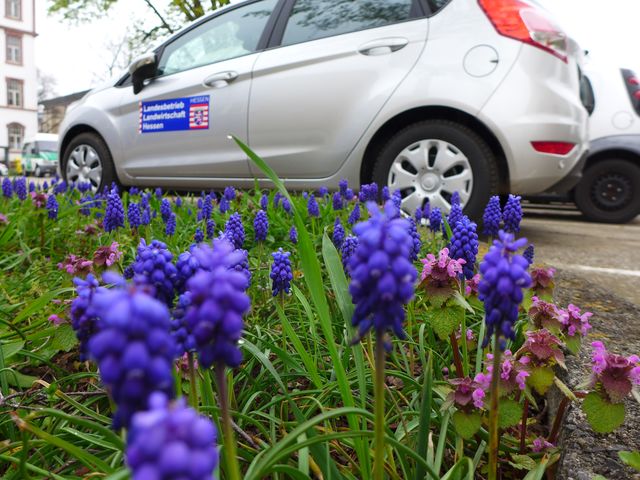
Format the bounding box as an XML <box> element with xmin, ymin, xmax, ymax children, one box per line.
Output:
<box><xmin>21</xmin><ymin>133</ymin><xmax>59</xmax><ymax>177</ymax></box>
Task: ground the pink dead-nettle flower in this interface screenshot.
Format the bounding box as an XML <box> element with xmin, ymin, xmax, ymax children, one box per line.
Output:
<box><xmin>479</xmin><ymin>350</ymin><xmax>530</xmax><ymax>393</ymax></box>
<box><xmin>465</xmin><ymin>273</ymin><xmax>480</xmax><ymax>296</ymax></box>
<box><xmin>530</xmin><ymin>266</ymin><xmax>555</xmax><ymax>292</ymax></box>
<box><xmin>559</xmin><ymin>304</ymin><xmax>592</xmax><ymax>337</ymax></box>
<box><xmin>57</xmin><ymin>255</ymin><xmax>93</xmax><ymax>276</ymax></box>
<box><xmin>420</xmin><ymin>248</ymin><xmax>465</xmax><ymax>297</ymax></box>
<box><xmin>48</xmin><ymin>314</ymin><xmax>63</xmax><ymax>326</ymax></box>
<box><xmin>519</xmin><ymin>329</ymin><xmax>566</xmax><ymax>369</ymax></box>
<box><xmin>528</xmin><ymin>296</ymin><xmax>564</xmax><ymax>331</ymax></box>
<box><xmin>590</xmin><ymin>341</ymin><xmax>640</xmax><ymax>403</ymax></box>
<box><xmin>93</xmin><ymin>242</ymin><xmax>122</xmax><ymax>267</ymax></box>
<box><xmin>532</xmin><ymin>437</ymin><xmax>555</xmax><ymax>453</ymax></box>
<box><xmin>455</xmin><ymin>326</ymin><xmax>475</xmax><ymax>343</ymax></box>
<box><xmin>448</xmin><ymin>376</ymin><xmax>487</xmax><ymax>410</ymax></box>
<box><xmin>30</xmin><ymin>191</ymin><xmax>48</xmax><ymax>208</ymax></box>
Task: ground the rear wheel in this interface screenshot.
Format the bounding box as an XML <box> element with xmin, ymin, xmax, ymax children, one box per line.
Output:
<box><xmin>62</xmin><ymin>132</ymin><xmax>116</xmax><ymax>192</ymax></box>
<box><xmin>574</xmin><ymin>158</ymin><xmax>640</xmax><ymax>223</ymax></box>
<box><xmin>371</xmin><ymin>120</ymin><xmax>498</xmax><ymax>221</ymax></box>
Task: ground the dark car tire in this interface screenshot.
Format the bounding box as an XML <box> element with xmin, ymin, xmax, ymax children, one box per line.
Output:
<box><xmin>62</xmin><ymin>132</ymin><xmax>117</xmax><ymax>192</ymax></box>
<box><xmin>371</xmin><ymin>120</ymin><xmax>499</xmax><ymax>222</ymax></box>
<box><xmin>34</xmin><ymin>165</ymin><xmax>42</xmax><ymax>177</ymax></box>
<box><xmin>574</xmin><ymin>158</ymin><xmax>640</xmax><ymax>223</ymax></box>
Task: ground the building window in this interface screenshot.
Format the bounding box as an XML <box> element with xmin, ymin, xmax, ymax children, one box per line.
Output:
<box><xmin>5</xmin><ymin>0</ymin><xmax>21</xmax><ymax>19</ymax></box>
<box><xmin>6</xmin><ymin>34</ymin><xmax>22</xmax><ymax>64</ymax></box>
<box><xmin>6</xmin><ymin>78</ymin><xmax>23</xmax><ymax>107</ymax></box>
<box><xmin>7</xmin><ymin>123</ymin><xmax>24</xmax><ymax>150</ymax></box>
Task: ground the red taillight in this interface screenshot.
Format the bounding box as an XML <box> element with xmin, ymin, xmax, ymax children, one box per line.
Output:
<box><xmin>628</xmin><ymin>76</ymin><xmax>640</xmax><ymax>86</ymax></box>
<box><xmin>531</xmin><ymin>141</ymin><xmax>575</xmax><ymax>155</ymax></box>
<box><xmin>478</xmin><ymin>0</ymin><xmax>568</xmax><ymax>62</ymax></box>
<box><xmin>633</xmin><ymin>90</ymin><xmax>640</xmax><ymax>100</ymax></box>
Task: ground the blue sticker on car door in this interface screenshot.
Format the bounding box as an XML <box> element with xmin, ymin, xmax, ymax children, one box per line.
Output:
<box><xmin>139</xmin><ymin>95</ymin><xmax>210</xmax><ymax>133</ymax></box>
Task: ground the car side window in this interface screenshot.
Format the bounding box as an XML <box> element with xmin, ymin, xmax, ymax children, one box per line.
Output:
<box><xmin>281</xmin><ymin>0</ymin><xmax>415</xmax><ymax>47</ymax></box>
<box><xmin>22</xmin><ymin>143</ymin><xmax>29</xmax><ymax>155</ymax></box>
<box><xmin>157</xmin><ymin>0</ymin><xmax>277</xmax><ymax>76</ymax></box>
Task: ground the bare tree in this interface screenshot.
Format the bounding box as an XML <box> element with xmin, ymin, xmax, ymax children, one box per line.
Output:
<box><xmin>37</xmin><ymin>69</ymin><xmax>58</xmax><ymax>102</ymax></box>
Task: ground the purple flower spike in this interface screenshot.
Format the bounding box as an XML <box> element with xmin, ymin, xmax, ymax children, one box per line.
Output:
<box><xmin>289</xmin><ymin>226</ymin><xmax>298</xmax><ymax>244</ymax></box>
<box><xmin>348</xmin><ymin>201</ymin><xmax>417</xmax><ymax>344</ymax></box>
<box><xmin>88</xmin><ymin>280</ymin><xmax>176</xmax><ymax>429</ymax></box>
<box><xmin>429</xmin><ymin>207</ymin><xmax>442</xmax><ymax>233</ymax></box>
<box><xmin>104</xmin><ymin>185</ymin><xmax>125</xmax><ymax>232</ymax></box>
<box><xmin>126</xmin><ymin>393</ymin><xmax>218</xmax><ymax>480</ymax></box>
<box><xmin>224</xmin><ymin>212</ymin><xmax>245</xmax><ymax>249</ymax></box>
<box><xmin>46</xmin><ymin>194</ymin><xmax>59</xmax><ymax>220</ymax></box>
<box><xmin>448</xmin><ymin>216</ymin><xmax>479</xmax><ymax>280</ymax></box>
<box><xmin>341</xmin><ymin>235</ymin><xmax>358</xmax><ymax>272</ymax></box>
<box><xmin>185</xmin><ymin>238</ymin><xmax>251</xmax><ymax>368</ymax></box>
<box><xmin>348</xmin><ymin>204</ymin><xmax>360</xmax><ymax>225</ymax></box>
<box><xmin>128</xmin><ymin>203</ymin><xmax>141</xmax><ymax>229</ymax></box>
<box><xmin>307</xmin><ymin>194</ymin><xmax>319</xmax><ymax>217</ymax></box>
<box><xmin>479</xmin><ymin>231</ymin><xmax>531</xmax><ymax>344</ymax></box>
<box><xmin>482</xmin><ymin>196</ymin><xmax>502</xmax><ymax>236</ymax></box>
<box><xmin>253</xmin><ymin>209</ymin><xmax>269</xmax><ymax>242</ymax></box>
<box><xmin>270</xmin><ymin>248</ymin><xmax>293</xmax><ymax>297</ymax></box>
<box><xmin>503</xmin><ymin>194</ymin><xmax>523</xmax><ymax>233</ymax></box>
<box><xmin>333</xmin><ymin>217</ymin><xmax>345</xmax><ymax>249</ymax></box>
<box><xmin>131</xmin><ymin>239</ymin><xmax>178</xmax><ymax>307</ymax></box>
<box><xmin>332</xmin><ymin>191</ymin><xmax>343</xmax><ymax>210</ymax></box>
<box><xmin>260</xmin><ymin>193</ymin><xmax>268</xmax><ymax>211</ymax></box>
<box><xmin>2</xmin><ymin>177</ymin><xmax>12</xmax><ymax>198</ymax></box>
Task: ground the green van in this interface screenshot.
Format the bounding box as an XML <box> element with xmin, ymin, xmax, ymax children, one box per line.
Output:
<box><xmin>21</xmin><ymin>134</ymin><xmax>59</xmax><ymax>177</ymax></box>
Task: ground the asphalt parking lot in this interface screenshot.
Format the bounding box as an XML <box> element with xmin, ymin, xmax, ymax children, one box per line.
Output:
<box><xmin>521</xmin><ymin>201</ymin><xmax>640</xmax><ymax>305</ymax></box>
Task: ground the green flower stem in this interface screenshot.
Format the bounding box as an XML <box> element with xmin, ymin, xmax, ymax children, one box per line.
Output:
<box><xmin>488</xmin><ymin>335</ymin><xmax>502</xmax><ymax>480</ymax></box>
<box><xmin>374</xmin><ymin>335</ymin><xmax>386</xmax><ymax>480</ymax></box>
<box><xmin>215</xmin><ymin>364</ymin><xmax>242</xmax><ymax>480</ymax></box>
<box><xmin>187</xmin><ymin>352</ymin><xmax>198</xmax><ymax>408</ymax></box>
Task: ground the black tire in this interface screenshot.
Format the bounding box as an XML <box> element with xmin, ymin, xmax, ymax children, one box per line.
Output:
<box><xmin>370</xmin><ymin>120</ymin><xmax>499</xmax><ymax>221</ymax></box>
<box><xmin>62</xmin><ymin>132</ymin><xmax>117</xmax><ymax>192</ymax></box>
<box><xmin>574</xmin><ymin>158</ymin><xmax>640</xmax><ymax>223</ymax></box>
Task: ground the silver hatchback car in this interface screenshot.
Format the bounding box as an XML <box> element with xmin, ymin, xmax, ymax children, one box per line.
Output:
<box><xmin>59</xmin><ymin>0</ymin><xmax>589</xmax><ymax>218</ymax></box>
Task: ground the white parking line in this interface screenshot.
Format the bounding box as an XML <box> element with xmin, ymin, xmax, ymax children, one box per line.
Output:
<box><xmin>556</xmin><ymin>264</ymin><xmax>640</xmax><ymax>277</ymax></box>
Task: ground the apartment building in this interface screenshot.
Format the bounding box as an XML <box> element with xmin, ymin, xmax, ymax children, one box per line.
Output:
<box><xmin>1</xmin><ymin>0</ymin><xmax>37</xmax><ymax>165</ymax></box>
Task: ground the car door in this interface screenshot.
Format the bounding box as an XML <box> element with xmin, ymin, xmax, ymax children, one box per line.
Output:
<box><xmin>116</xmin><ymin>0</ymin><xmax>279</xmax><ymax>180</ymax></box>
<box><xmin>248</xmin><ymin>0</ymin><xmax>429</xmax><ymax>180</ymax></box>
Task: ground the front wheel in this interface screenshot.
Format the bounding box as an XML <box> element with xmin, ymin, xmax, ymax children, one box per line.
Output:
<box><xmin>34</xmin><ymin>165</ymin><xmax>42</xmax><ymax>177</ymax></box>
<box><xmin>574</xmin><ymin>158</ymin><xmax>640</xmax><ymax>223</ymax></box>
<box><xmin>371</xmin><ymin>120</ymin><xmax>499</xmax><ymax>221</ymax></box>
<box><xmin>62</xmin><ymin>132</ymin><xmax>117</xmax><ymax>192</ymax></box>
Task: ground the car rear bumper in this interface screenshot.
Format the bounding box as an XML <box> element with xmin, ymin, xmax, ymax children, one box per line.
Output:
<box><xmin>541</xmin><ymin>148</ymin><xmax>588</xmax><ymax>194</ymax></box>
<box><xmin>479</xmin><ymin>46</ymin><xmax>589</xmax><ymax>195</ymax></box>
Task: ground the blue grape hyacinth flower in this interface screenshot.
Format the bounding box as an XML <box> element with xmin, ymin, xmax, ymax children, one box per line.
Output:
<box><xmin>2</xmin><ymin>177</ymin><xmax>12</xmax><ymax>198</ymax></box>
<box><xmin>348</xmin><ymin>203</ymin><xmax>360</xmax><ymax>225</ymax></box>
<box><xmin>341</xmin><ymin>235</ymin><xmax>358</xmax><ymax>272</ymax></box>
<box><xmin>165</xmin><ymin>213</ymin><xmax>176</xmax><ymax>236</ymax></box>
<box><xmin>131</xmin><ymin>239</ymin><xmax>178</xmax><ymax>307</ymax></box>
<box><xmin>46</xmin><ymin>194</ymin><xmax>58</xmax><ymax>220</ymax></box>
<box><xmin>104</xmin><ymin>185</ymin><xmax>125</xmax><ymax>232</ymax></box>
<box><xmin>447</xmin><ymin>201</ymin><xmax>463</xmax><ymax>232</ymax></box>
<box><xmin>126</xmin><ymin>393</ymin><xmax>218</xmax><ymax>480</ymax></box>
<box><xmin>253</xmin><ymin>209</ymin><xmax>269</xmax><ymax>242</ymax></box>
<box><xmin>333</xmin><ymin>217</ymin><xmax>345</xmax><ymax>249</ymax></box>
<box><xmin>224</xmin><ymin>186</ymin><xmax>236</xmax><ymax>201</ymax></box>
<box><xmin>185</xmin><ymin>239</ymin><xmax>251</xmax><ymax>368</ymax></box>
<box><xmin>349</xmin><ymin>201</ymin><xmax>417</xmax><ymax>344</ymax></box>
<box><xmin>332</xmin><ymin>191</ymin><xmax>343</xmax><ymax>210</ymax></box>
<box><xmin>289</xmin><ymin>226</ymin><xmax>298</xmax><ymax>244</ymax></box>
<box><xmin>307</xmin><ymin>194</ymin><xmax>319</xmax><ymax>217</ymax></box>
<box><xmin>270</xmin><ymin>248</ymin><xmax>293</xmax><ymax>297</ymax></box>
<box><xmin>429</xmin><ymin>207</ymin><xmax>442</xmax><ymax>233</ymax></box>
<box><xmin>478</xmin><ymin>231</ymin><xmax>531</xmax><ymax>345</ymax></box>
<box><xmin>503</xmin><ymin>194</ymin><xmax>523</xmax><ymax>233</ymax></box>
<box><xmin>70</xmin><ymin>274</ymin><xmax>104</xmax><ymax>361</ymax></box>
<box><xmin>127</xmin><ymin>203</ymin><xmax>141</xmax><ymax>229</ymax></box>
<box><xmin>160</xmin><ymin>198</ymin><xmax>172</xmax><ymax>223</ymax></box>
<box><xmin>260</xmin><ymin>193</ymin><xmax>268</xmax><ymax>211</ymax></box>
<box><xmin>482</xmin><ymin>195</ymin><xmax>502</xmax><ymax>236</ymax></box>
<box><xmin>449</xmin><ymin>216</ymin><xmax>479</xmax><ymax>280</ymax></box>
<box><xmin>523</xmin><ymin>244</ymin><xmax>534</xmax><ymax>266</ymax></box>
<box><xmin>88</xmin><ymin>278</ymin><xmax>176</xmax><ymax>429</ymax></box>
<box><xmin>224</xmin><ymin>212</ymin><xmax>245</xmax><ymax>249</ymax></box>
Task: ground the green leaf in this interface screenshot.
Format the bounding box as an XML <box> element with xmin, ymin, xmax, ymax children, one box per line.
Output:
<box><xmin>6</xmin><ymin>369</ymin><xmax>39</xmax><ymax>388</ymax></box>
<box><xmin>509</xmin><ymin>454</ymin><xmax>537</xmax><ymax>471</ymax></box>
<box><xmin>452</xmin><ymin>410</ymin><xmax>482</xmax><ymax>440</ymax></box>
<box><xmin>618</xmin><ymin>451</ymin><xmax>640</xmax><ymax>471</ymax></box>
<box><xmin>564</xmin><ymin>335</ymin><xmax>582</xmax><ymax>355</ymax></box>
<box><xmin>528</xmin><ymin>366</ymin><xmax>555</xmax><ymax>395</ymax></box>
<box><xmin>0</xmin><ymin>340</ymin><xmax>24</xmax><ymax>360</ymax></box>
<box><xmin>498</xmin><ymin>397</ymin><xmax>523</xmax><ymax>428</ymax></box>
<box><xmin>429</xmin><ymin>304</ymin><xmax>463</xmax><ymax>340</ymax></box>
<box><xmin>582</xmin><ymin>392</ymin><xmax>625</xmax><ymax>434</ymax></box>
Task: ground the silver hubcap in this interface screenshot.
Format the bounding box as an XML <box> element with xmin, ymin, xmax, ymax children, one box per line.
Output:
<box><xmin>387</xmin><ymin>139</ymin><xmax>474</xmax><ymax>213</ymax></box>
<box><xmin>66</xmin><ymin>145</ymin><xmax>103</xmax><ymax>190</ymax></box>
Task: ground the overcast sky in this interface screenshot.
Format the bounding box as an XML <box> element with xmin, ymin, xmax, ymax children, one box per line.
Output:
<box><xmin>35</xmin><ymin>0</ymin><xmax>640</xmax><ymax>96</ymax></box>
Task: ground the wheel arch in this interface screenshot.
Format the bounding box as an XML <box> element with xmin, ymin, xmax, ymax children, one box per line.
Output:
<box><xmin>585</xmin><ymin>148</ymin><xmax>640</xmax><ymax>170</ymax></box>
<box><xmin>360</xmin><ymin>106</ymin><xmax>510</xmax><ymax>193</ymax></box>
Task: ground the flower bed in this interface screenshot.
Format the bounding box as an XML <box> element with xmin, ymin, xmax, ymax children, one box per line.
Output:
<box><xmin>0</xmin><ymin>146</ymin><xmax>638</xmax><ymax>479</ymax></box>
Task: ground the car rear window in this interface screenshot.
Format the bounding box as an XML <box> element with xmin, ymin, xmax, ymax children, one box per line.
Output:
<box><xmin>282</xmin><ymin>0</ymin><xmax>415</xmax><ymax>47</ymax></box>
<box><xmin>426</xmin><ymin>0</ymin><xmax>451</xmax><ymax>14</ymax></box>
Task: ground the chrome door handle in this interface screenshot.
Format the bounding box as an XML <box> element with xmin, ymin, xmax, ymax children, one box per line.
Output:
<box><xmin>203</xmin><ymin>71</ymin><xmax>239</xmax><ymax>88</ymax></box>
<box><xmin>358</xmin><ymin>37</ymin><xmax>409</xmax><ymax>56</ymax></box>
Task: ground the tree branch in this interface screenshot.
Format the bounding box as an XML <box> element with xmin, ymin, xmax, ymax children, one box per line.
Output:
<box><xmin>142</xmin><ymin>0</ymin><xmax>175</xmax><ymax>34</ymax></box>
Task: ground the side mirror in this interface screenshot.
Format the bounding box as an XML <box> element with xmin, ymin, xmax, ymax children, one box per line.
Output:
<box><xmin>31</xmin><ymin>147</ymin><xmax>38</xmax><ymax>155</ymax></box>
<box><xmin>129</xmin><ymin>52</ymin><xmax>158</xmax><ymax>95</ymax></box>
